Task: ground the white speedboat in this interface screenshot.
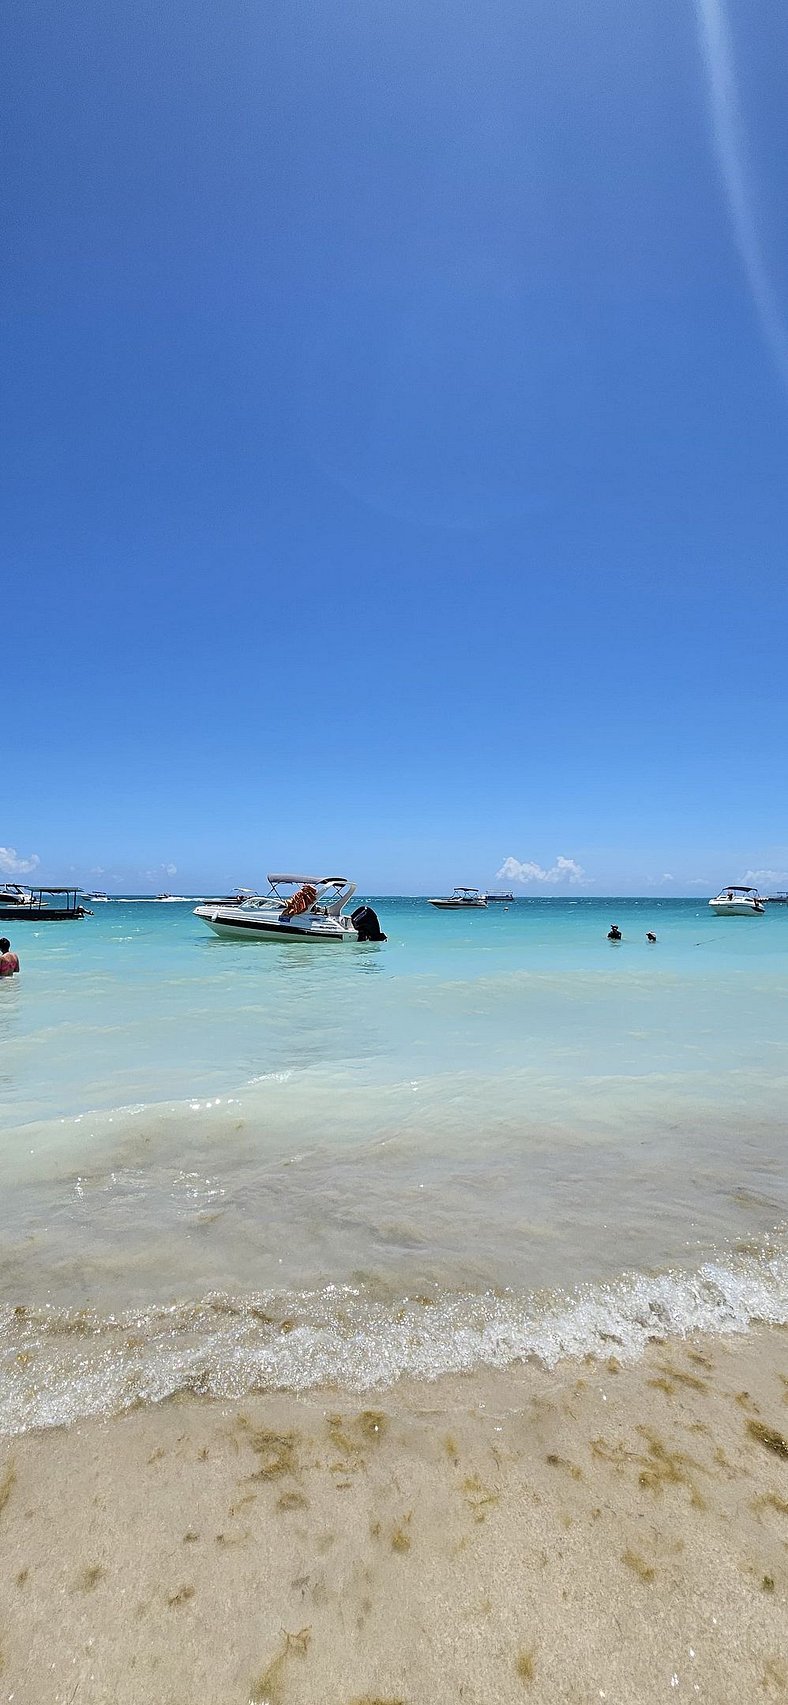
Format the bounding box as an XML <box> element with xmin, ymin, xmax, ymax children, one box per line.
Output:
<box><xmin>86</xmin><ymin>891</ymin><xmax>109</xmax><ymax>902</ymax></box>
<box><xmin>428</xmin><ymin>887</ymin><xmax>488</xmax><ymax>909</ymax></box>
<box><xmin>194</xmin><ymin>874</ymin><xmax>383</xmax><ymax>943</ymax></box>
<box><xmin>709</xmin><ymin>886</ymin><xmax>765</xmax><ymax>916</ymax></box>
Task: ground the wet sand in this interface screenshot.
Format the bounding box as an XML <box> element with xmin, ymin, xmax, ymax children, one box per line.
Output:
<box><xmin>2</xmin><ymin>1326</ymin><xmax>788</xmax><ymax>1704</ymax></box>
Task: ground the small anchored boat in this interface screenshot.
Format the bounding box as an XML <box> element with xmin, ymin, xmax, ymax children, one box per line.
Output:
<box><xmin>0</xmin><ymin>884</ymin><xmax>36</xmax><ymax>914</ymax></box>
<box><xmin>428</xmin><ymin>887</ymin><xmax>488</xmax><ymax>909</ymax></box>
<box><xmin>0</xmin><ymin>886</ymin><xmax>92</xmax><ymax>921</ymax></box>
<box><xmin>194</xmin><ymin>875</ymin><xmax>384</xmax><ymax>943</ymax></box>
<box><xmin>708</xmin><ymin>886</ymin><xmax>765</xmax><ymax>916</ymax></box>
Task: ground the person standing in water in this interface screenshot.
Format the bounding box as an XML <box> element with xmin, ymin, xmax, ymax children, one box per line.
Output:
<box><xmin>0</xmin><ymin>938</ymin><xmax>20</xmax><ymax>976</ymax></box>
<box><xmin>607</xmin><ymin>924</ymin><xmax>622</xmax><ymax>941</ymax></box>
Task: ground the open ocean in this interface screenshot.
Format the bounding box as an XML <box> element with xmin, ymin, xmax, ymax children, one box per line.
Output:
<box><xmin>1</xmin><ymin>895</ymin><xmax>787</xmax><ymax>1433</ymax></box>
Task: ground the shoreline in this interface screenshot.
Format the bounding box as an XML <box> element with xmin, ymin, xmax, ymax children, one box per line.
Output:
<box><xmin>3</xmin><ymin>1236</ymin><xmax>788</xmax><ymax>1435</ymax></box>
<box><xmin>3</xmin><ymin>1324</ymin><xmax>788</xmax><ymax>1703</ymax></box>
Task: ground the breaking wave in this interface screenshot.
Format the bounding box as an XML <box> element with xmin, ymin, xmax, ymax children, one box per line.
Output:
<box><xmin>3</xmin><ymin>1240</ymin><xmax>787</xmax><ymax>1435</ymax></box>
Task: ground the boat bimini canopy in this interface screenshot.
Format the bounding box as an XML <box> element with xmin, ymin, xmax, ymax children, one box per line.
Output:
<box><xmin>267</xmin><ymin>874</ymin><xmax>350</xmax><ymax>887</ymax></box>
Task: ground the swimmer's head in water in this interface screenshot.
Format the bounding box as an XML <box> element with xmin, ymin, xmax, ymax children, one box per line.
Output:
<box><xmin>0</xmin><ymin>939</ymin><xmax>9</xmax><ymax>953</ymax></box>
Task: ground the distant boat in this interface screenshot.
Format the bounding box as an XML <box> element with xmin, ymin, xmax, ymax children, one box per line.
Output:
<box><xmin>0</xmin><ymin>885</ymin><xmax>91</xmax><ymax>921</ymax></box>
<box><xmin>428</xmin><ymin>887</ymin><xmax>488</xmax><ymax>909</ymax></box>
<box><xmin>0</xmin><ymin>883</ymin><xmax>36</xmax><ymax>913</ymax></box>
<box><xmin>708</xmin><ymin>886</ymin><xmax>765</xmax><ymax>916</ymax></box>
<box><xmin>764</xmin><ymin>893</ymin><xmax>788</xmax><ymax>904</ymax></box>
<box><xmin>485</xmin><ymin>892</ymin><xmax>514</xmax><ymax>903</ymax></box>
<box><xmin>86</xmin><ymin>891</ymin><xmax>109</xmax><ymax>902</ymax></box>
<box><xmin>112</xmin><ymin>895</ymin><xmax>185</xmax><ymax>903</ymax></box>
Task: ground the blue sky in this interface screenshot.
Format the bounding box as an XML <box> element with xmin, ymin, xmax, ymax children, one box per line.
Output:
<box><xmin>3</xmin><ymin>0</ymin><xmax>787</xmax><ymax>894</ymax></box>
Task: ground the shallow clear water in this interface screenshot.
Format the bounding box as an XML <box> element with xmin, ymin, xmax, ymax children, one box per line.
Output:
<box><xmin>1</xmin><ymin>896</ymin><xmax>787</xmax><ymax>1430</ymax></box>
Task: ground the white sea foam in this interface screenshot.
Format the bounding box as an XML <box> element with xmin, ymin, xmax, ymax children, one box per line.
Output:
<box><xmin>2</xmin><ymin>1244</ymin><xmax>786</xmax><ymax>1435</ymax></box>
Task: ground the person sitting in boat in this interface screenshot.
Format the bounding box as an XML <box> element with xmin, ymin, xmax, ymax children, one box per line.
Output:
<box><xmin>607</xmin><ymin>924</ymin><xmax>622</xmax><ymax>941</ymax></box>
<box><xmin>0</xmin><ymin>937</ymin><xmax>20</xmax><ymax>976</ymax></box>
<box><xmin>281</xmin><ymin>882</ymin><xmax>317</xmax><ymax>919</ymax></box>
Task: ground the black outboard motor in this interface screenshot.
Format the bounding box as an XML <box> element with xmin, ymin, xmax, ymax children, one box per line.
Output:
<box><xmin>351</xmin><ymin>904</ymin><xmax>387</xmax><ymax>942</ymax></box>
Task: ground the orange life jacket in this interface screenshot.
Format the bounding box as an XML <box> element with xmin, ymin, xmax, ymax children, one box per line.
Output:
<box><xmin>282</xmin><ymin>883</ymin><xmax>317</xmax><ymax>919</ymax></box>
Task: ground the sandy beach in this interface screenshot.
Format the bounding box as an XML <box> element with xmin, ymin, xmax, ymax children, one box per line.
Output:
<box><xmin>2</xmin><ymin>1324</ymin><xmax>787</xmax><ymax>1704</ymax></box>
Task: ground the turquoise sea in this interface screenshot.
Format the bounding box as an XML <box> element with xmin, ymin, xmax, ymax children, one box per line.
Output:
<box><xmin>1</xmin><ymin>896</ymin><xmax>787</xmax><ymax>1432</ymax></box>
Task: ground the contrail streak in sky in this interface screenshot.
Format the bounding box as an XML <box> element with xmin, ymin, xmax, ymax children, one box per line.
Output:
<box><xmin>695</xmin><ymin>0</ymin><xmax>788</xmax><ymax>388</ymax></box>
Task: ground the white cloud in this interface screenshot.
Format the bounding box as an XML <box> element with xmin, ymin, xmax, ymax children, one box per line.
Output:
<box><xmin>659</xmin><ymin>873</ymin><xmax>675</xmax><ymax>885</ymax></box>
<box><xmin>164</xmin><ymin>862</ymin><xmax>177</xmax><ymax>877</ymax></box>
<box><xmin>0</xmin><ymin>846</ymin><xmax>40</xmax><ymax>876</ymax></box>
<box><xmin>695</xmin><ymin>0</ymin><xmax>788</xmax><ymax>390</ymax></box>
<box><xmin>743</xmin><ymin>869</ymin><xmax>788</xmax><ymax>888</ymax></box>
<box><xmin>497</xmin><ymin>854</ymin><xmax>588</xmax><ymax>887</ymax></box>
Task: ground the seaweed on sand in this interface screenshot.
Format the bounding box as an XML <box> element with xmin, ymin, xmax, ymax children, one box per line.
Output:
<box><xmin>545</xmin><ymin>1453</ymin><xmax>583</xmax><ymax>1481</ymax></box>
<box><xmin>461</xmin><ymin>1472</ymin><xmax>500</xmax><ymax>1522</ymax></box>
<box><xmin>621</xmin><ymin>1548</ymin><xmax>655</xmax><ymax>1583</ymax></box>
<box><xmin>250</xmin><ymin>1628</ymin><xmax>311</xmax><ymax>1705</ymax></box>
<box><xmin>756</xmin><ymin>1491</ymin><xmax>788</xmax><ymax>1517</ymax></box>
<box><xmin>249</xmin><ymin>1430</ymin><xmax>300</xmax><ymax>1480</ymax></box>
<box><xmin>167</xmin><ymin>1584</ymin><xmax>195</xmax><ymax>1607</ymax></box>
<box><xmin>277</xmin><ymin>1491</ymin><xmax>309</xmax><ymax>1512</ymax></box>
<box><xmin>636</xmin><ymin>1431</ymin><xmax>707</xmax><ymax>1509</ymax></box>
<box><xmin>326</xmin><ymin>1414</ymin><xmax>359</xmax><ymax>1459</ymax></box>
<box><xmin>515</xmin><ymin>1646</ymin><xmax>536</xmax><ymax>1684</ymax></box>
<box><xmin>0</xmin><ymin>1465</ymin><xmax>15</xmax><ymax>1521</ymax></box>
<box><xmin>592</xmin><ymin>1429</ymin><xmax>707</xmax><ymax>1509</ymax></box>
<box><xmin>358</xmin><ymin>1410</ymin><xmax>388</xmax><ymax>1443</ymax></box>
<box><xmin>347</xmin><ymin>1697</ymin><xmax>406</xmax><ymax>1705</ymax></box>
<box><xmin>654</xmin><ymin>1361</ymin><xmax>708</xmax><ymax>1393</ymax></box>
<box><xmin>747</xmin><ymin>1419</ymin><xmax>788</xmax><ymax>1460</ymax></box>
<box><xmin>75</xmin><ymin>1563</ymin><xmax>105</xmax><ymax>1592</ymax></box>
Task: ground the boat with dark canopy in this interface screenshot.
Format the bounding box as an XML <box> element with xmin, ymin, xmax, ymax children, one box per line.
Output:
<box><xmin>0</xmin><ymin>886</ymin><xmax>92</xmax><ymax>921</ymax></box>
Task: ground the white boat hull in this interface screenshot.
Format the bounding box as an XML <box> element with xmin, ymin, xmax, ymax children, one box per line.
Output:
<box><xmin>195</xmin><ymin>905</ymin><xmax>357</xmax><ymax>942</ymax></box>
<box><xmin>708</xmin><ymin>900</ymin><xmax>764</xmax><ymax>916</ymax></box>
<box><xmin>428</xmin><ymin>898</ymin><xmax>488</xmax><ymax>909</ymax></box>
